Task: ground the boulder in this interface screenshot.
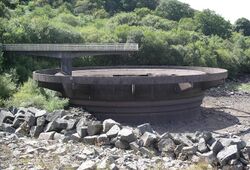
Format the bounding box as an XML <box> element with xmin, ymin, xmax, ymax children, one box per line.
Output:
<box><xmin>37</xmin><ymin>116</ymin><xmax>46</xmax><ymax>127</ymax></box>
<box><xmin>12</xmin><ymin>117</ymin><xmax>25</xmax><ymax>128</ymax></box>
<box><xmin>137</xmin><ymin>123</ymin><xmax>153</xmax><ymax>135</ymax></box>
<box><xmin>103</xmin><ymin>119</ymin><xmax>120</xmax><ymax>132</ymax></box>
<box><xmin>70</xmin><ymin>133</ymin><xmax>83</xmax><ymax>142</ymax></box>
<box><xmin>87</xmin><ymin>121</ymin><xmax>103</xmax><ymax>136</ymax></box>
<box><xmin>199</xmin><ymin>131</ymin><xmax>212</xmax><ymax>142</ymax></box>
<box><xmin>139</xmin><ymin>147</ymin><xmax>154</xmax><ymax>158</ymax></box>
<box><xmin>140</xmin><ymin>132</ymin><xmax>157</xmax><ymax>147</ymax></box>
<box><xmin>158</xmin><ymin>133</ymin><xmax>175</xmax><ymax>153</ymax></box>
<box><xmin>97</xmin><ymin>134</ymin><xmax>109</xmax><ymax>145</ymax></box>
<box><xmin>84</xmin><ymin>135</ymin><xmax>98</xmax><ymax>145</ymax></box>
<box><xmin>209</xmin><ymin>140</ymin><xmax>224</xmax><ymax>155</ymax></box>
<box><xmin>35</xmin><ymin>110</ymin><xmax>47</xmax><ymax>118</ymax></box>
<box><xmin>1</xmin><ymin>123</ymin><xmax>15</xmax><ymax>133</ymax></box>
<box><xmin>15</xmin><ymin>122</ymin><xmax>29</xmax><ymax>135</ymax></box>
<box><xmin>66</xmin><ymin>119</ymin><xmax>77</xmax><ymax>130</ymax></box>
<box><xmin>30</xmin><ymin>126</ymin><xmax>43</xmax><ymax>138</ymax></box>
<box><xmin>118</xmin><ymin>128</ymin><xmax>136</xmax><ymax>143</ymax></box>
<box><xmin>24</xmin><ymin>113</ymin><xmax>36</xmax><ymax>127</ymax></box>
<box><xmin>55</xmin><ymin>118</ymin><xmax>68</xmax><ymax>130</ymax></box>
<box><xmin>38</xmin><ymin>131</ymin><xmax>55</xmax><ymax>140</ymax></box>
<box><xmin>198</xmin><ymin>138</ymin><xmax>209</xmax><ymax>153</ymax></box>
<box><xmin>54</xmin><ymin>133</ymin><xmax>68</xmax><ymax>142</ymax></box>
<box><xmin>46</xmin><ymin>110</ymin><xmax>67</xmax><ymax>122</ymax></box>
<box><xmin>170</xmin><ymin>133</ymin><xmax>193</xmax><ymax>146</ymax></box>
<box><xmin>217</xmin><ymin>145</ymin><xmax>239</xmax><ymax>166</ymax></box>
<box><xmin>77</xmin><ymin>160</ymin><xmax>96</xmax><ymax>170</ymax></box>
<box><xmin>129</xmin><ymin>141</ymin><xmax>140</xmax><ymax>152</ymax></box>
<box><xmin>115</xmin><ymin>139</ymin><xmax>129</xmax><ymax>149</ymax></box>
<box><xmin>0</xmin><ymin>110</ymin><xmax>14</xmax><ymax>126</ymax></box>
<box><xmin>106</xmin><ymin>125</ymin><xmax>121</xmax><ymax>138</ymax></box>
<box><xmin>77</xmin><ymin>126</ymin><xmax>88</xmax><ymax>138</ymax></box>
<box><xmin>44</xmin><ymin>120</ymin><xmax>58</xmax><ymax>132</ymax></box>
<box><xmin>181</xmin><ymin>145</ymin><xmax>197</xmax><ymax>155</ymax></box>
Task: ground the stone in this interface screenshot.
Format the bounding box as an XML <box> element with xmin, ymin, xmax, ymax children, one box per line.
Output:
<box><xmin>44</xmin><ymin>120</ymin><xmax>58</xmax><ymax>132</ymax></box>
<box><xmin>158</xmin><ymin>133</ymin><xmax>175</xmax><ymax>153</ymax></box>
<box><xmin>30</xmin><ymin>126</ymin><xmax>43</xmax><ymax>138</ymax></box>
<box><xmin>106</xmin><ymin>125</ymin><xmax>120</xmax><ymax>138</ymax></box>
<box><xmin>87</xmin><ymin>121</ymin><xmax>103</xmax><ymax>136</ymax></box>
<box><xmin>139</xmin><ymin>147</ymin><xmax>154</xmax><ymax>158</ymax></box>
<box><xmin>66</xmin><ymin>119</ymin><xmax>77</xmax><ymax>130</ymax></box>
<box><xmin>0</xmin><ymin>109</ymin><xmax>14</xmax><ymax>126</ymax></box>
<box><xmin>55</xmin><ymin>118</ymin><xmax>68</xmax><ymax>130</ymax></box>
<box><xmin>217</xmin><ymin>145</ymin><xmax>239</xmax><ymax>166</ymax></box>
<box><xmin>97</xmin><ymin>158</ymin><xmax>110</xmax><ymax>170</ymax></box>
<box><xmin>103</xmin><ymin>119</ymin><xmax>120</xmax><ymax>132</ymax></box>
<box><xmin>27</xmin><ymin>107</ymin><xmax>39</xmax><ymax>115</ymax></box>
<box><xmin>77</xmin><ymin>160</ymin><xmax>96</xmax><ymax>170</ymax></box>
<box><xmin>197</xmin><ymin>151</ymin><xmax>217</xmax><ymax>165</ymax></box>
<box><xmin>8</xmin><ymin>106</ymin><xmax>18</xmax><ymax>115</ymax></box>
<box><xmin>36</xmin><ymin>116</ymin><xmax>46</xmax><ymax>127</ymax></box>
<box><xmin>137</xmin><ymin>123</ymin><xmax>153</xmax><ymax>135</ymax></box>
<box><xmin>35</xmin><ymin>110</ymin><xmax>47</xmax><ymax>118</ymax></box>
<box><xmin>118</xmin><ymin>128</ymin><xmax>136</xmax><ymax>143</ymax></box>
<box><xmin>25</xmin><ymin>113</ymin><xmax>36</xmax><ymax>127</ymax></box>
<box><xmin>46</xmin><ymin>110</ymin><xmax>67</xmax><ymax>122</ymax></box>
<box><xmin>115</xmin><ymin>140</ymin><xmax>129</xmax><ymax>149</ymax></box>
<box><xmin>97</xmin><ymin>134</ymin><xmax>109</xmax><ymax>145</ymax></box>
<box><xmin>129</xmin><ymin>141</ymin><xmax>140</xmax><ymax>152</ymax></box>
<box><xmin>1</xmin><ymin>123</ymin><xmax>15</xmax><ymax>133</ymax></box>
<box><xmin>181</xmin><ymin>146</ymin><xmax>197</xmax><ymax>155</ymax></box>
<box><xmin>70</xmin><ymin>133</ymin><xmax>83</xmax><ymax>142</ymax></box>
<box><xmin>110</xmin><ymin>163</ymin><xmax>118</xmax><ymax>170</ymax></box>
<box><xmin>38</xmin><ymin>131</ymin><xmax>55</xmax><ymax>140</ymax></box>
<box><xmin>77</xmin><ymin>126</ymin><xmax>88</xmax><ymax>138</ymax></box>
<box><xmin>198</xmin><ymin>138</ymin><xmax>209</xmax><ymax>153</ymax></box>
<box><xmin>174</xmin><ymin>144</ymin><xmax>184</xmax><ymax>157</ymax></box>
<box><xmin>209</xmin><ymin>139</ymin><xmax>224</xmax><ymax>155</ymax></box>
<box><xmin>84</xmin><ymin>135</ymin><xmax>98</xmax><ymax>145</ymax></box>
<box><xmin>12</xmin><ymin>117</ymin><xmax>25</xmax><ymax>128</ymax></box>
<box><xmin>170</xmin><ymin>133</ymin><xmax>193</xmax><ymax>146</ymax></box>
<box><xmin>15</xmin><ymin>122</ymin><xmax>29</xmax><ymax>135</ymax></box>
<box><xmin>140</xmin><ymin>132</ymin><xmax>157</xmax><ymax>147</ymax></box>
<box><xmin>199</xmin><ymin>131</ymin><xmax>212</xmax><ymax>142</ymax></box>
<box><xmin>54</xmin><ymin>133</ymin><xmax>67</xmax><ymax>141</ymax></box>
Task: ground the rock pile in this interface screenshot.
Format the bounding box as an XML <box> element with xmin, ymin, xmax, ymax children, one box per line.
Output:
<box><xmin>1</xmin><ymin>107</ymin><xmax>250</xmax><ymax>170</ymax></box>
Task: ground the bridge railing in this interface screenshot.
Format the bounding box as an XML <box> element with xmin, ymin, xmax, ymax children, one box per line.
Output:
<box><xmin>2</xmin><ymin>43</ymin><xmax>139</xmax><ymax>52</ymax></box>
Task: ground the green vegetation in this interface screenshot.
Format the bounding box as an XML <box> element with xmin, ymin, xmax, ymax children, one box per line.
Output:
<box><xmin>6</xmin><ymin>79</ymin><xmax>68</xmax><ymax>112</ymax></box>
<box><xmin>0</xmin><ymin>0</ymin><xmax>250</xmax><ymax>110</ymax></box>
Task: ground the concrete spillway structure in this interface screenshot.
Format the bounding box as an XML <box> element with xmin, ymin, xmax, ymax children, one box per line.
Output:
<box><xmin>2</xmin><ymin>44</ymin><xmax>228</xmax><ymax>123</ymax></box>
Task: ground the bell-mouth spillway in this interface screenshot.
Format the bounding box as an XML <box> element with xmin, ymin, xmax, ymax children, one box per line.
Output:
<box><xmin>33</xmin><ymin>66</ymin><xmax>228</xmax><ymax>123</ymax></box>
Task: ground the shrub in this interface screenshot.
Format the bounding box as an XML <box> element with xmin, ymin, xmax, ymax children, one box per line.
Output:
<box><xmin>7</xmin><ymin>79</ymin><xmax>68</xmax><ymax>112</ymax></box>
<box><xmin>0</xmin><ymin>73</ymin><xmax>17</xmax><ymax>100</ymax></box>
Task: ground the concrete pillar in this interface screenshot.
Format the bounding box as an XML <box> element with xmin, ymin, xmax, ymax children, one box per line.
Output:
<box><xmin>60</xmin><ymin>57</ymin><xmax>72</xmax><ymax>75</ymax></box>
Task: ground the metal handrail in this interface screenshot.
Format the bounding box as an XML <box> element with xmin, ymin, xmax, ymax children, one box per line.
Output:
<box><xmin>2</xmin><ymin>43</ymin><xmax>139</xmax><ymax>52</ymax></box>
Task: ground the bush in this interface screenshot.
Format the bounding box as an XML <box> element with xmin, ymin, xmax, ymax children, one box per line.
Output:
<box><xmin>7</xmin><ymin>79</ymin><xmax>68</xmax><ymax>112</ymax></box>
<box><xmin>0</xmin><ymin>73</ymin><xmax>17</xmax><ymax>100</ymax></box>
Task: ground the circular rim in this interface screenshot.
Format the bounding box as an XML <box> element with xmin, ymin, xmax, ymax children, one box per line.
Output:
<box><xmin>33</xmin><ymin>66</ymin><xmax>228</xmax><ymax>85</ymax></box>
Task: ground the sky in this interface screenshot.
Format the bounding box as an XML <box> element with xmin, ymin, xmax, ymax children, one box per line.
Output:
<box><xmin>178</xmin><ymin>0</ymin><xmax>250</xmax><ymax>23</ymax></box>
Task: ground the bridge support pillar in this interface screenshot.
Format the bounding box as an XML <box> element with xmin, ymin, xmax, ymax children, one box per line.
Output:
<box><xmin>61</xmin><ymin>57</ymin><xmax>72</xmax><ymax>75</ymax></box>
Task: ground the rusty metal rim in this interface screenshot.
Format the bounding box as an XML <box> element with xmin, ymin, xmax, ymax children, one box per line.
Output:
<box><xmin>33</xmin><ymin>66</ymin><xmax>228</xmax><ymax>85</ymax></box>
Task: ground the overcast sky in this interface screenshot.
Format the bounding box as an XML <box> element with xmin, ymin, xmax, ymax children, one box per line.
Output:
<box><xmin>178</xmin><ymin>0</ymin><xmax>250</xmax><ymax>23</ymax></box>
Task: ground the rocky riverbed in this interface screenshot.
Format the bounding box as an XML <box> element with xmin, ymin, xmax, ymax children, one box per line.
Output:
<box><xmin>0</xmin><ymin>76</ymin><xmax>250</xmax><ymax>170</ymax></box>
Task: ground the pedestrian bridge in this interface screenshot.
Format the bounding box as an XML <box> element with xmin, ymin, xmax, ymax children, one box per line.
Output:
<box><xmin>1</xmin><ymin>43</ymin><xmax>138</xmax><ymax>74</ymax></box>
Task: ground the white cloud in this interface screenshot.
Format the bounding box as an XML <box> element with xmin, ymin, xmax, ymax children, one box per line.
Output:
<box><xmin>179</xmin><ymin>0</ymin><xmax>250</xmax><ymax>23</ymax></box>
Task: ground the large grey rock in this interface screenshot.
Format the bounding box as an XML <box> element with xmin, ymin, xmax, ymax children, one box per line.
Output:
<box><xmin>44</xmin><ymin>120</ymin><xmax>58</xmax><ymax>132</ymax></box>
<box><xmin>34</xmin><ymin>110</ymin><xmax>47</xmax><ymax>118</ymax></box>
<box><xmin>1</xmin><ymin>123</ymin><xmax>15</xmax><ymax>133</ymax></box>
<box><xmin>30</xmin><ymin>126</ymin><xmax>43</xmax><ymax>138</ymax></box>
<box><xmin>27</xmin><ymin>107</ymin><xmax>39</xmax><ymax>115</ymax></box>
<box><xmin>12</xmin><ymin>117</ymin><xmax>25</xmax><ymax>128</ymax></box>
<box><xmin>77</xmin><ymin>126</ymin><xmax>88</xmax><ymax>138</ymax></box>
<box><xmin>38</xmin><ymin>131</ymin><xmax>55</xmax><ymax>140</ymax></box>
<box><xmin>209</xmin><ymin>140</ymin><xmax>224</xmax><ymax>155</ymax></box>
<box><xmin>97</xmin><ymin>134</ymin><xmax>109</xmax><ymax>145</ymax></box>
<box><xmin>139</xmin><ymin>147</ymin><xmax>154</xmax><ymax>158</ymax></box>
<box><xmin>129</xmin><ymin>141</ymin><xmax>140</xmax><ymax>152</ymax></box>
<box><xmin>217</xmin><ymin>145</ymin><xmax>239</xmax><ymax>166</ymax></box>
<box><xmin>24</xmin><ymin>113</ymin><xmax>36</xmax><ymax>127</ymax></box>
<box><xmin>77</xmin><ymin>160</ymin><xmax>96</xmax><ymax>170</ymax></box>
<box><xmin>137</xmin><ymin>123</ymin><xmax>153</xmax><ymax>135</ymax></box>
<box><xmin>106</xmin><ymin>125</ymin><xmax>121</xmax><ymax>138</ymax></box>
<box><xmin>220</xmin><ymin>138</ymin><xmax>246</xmax><ymax>150</ymax></box>
<box><xmin>0</xmin><ymin>110</ymin><xmax>14</xmax><ymax>126</ymax></box>
<box><xmin>158</xmin><ymin>133</ymin><xmax>175</xmax><ymax>153</ymax></box>
<box><xmin>36</xmin><ymin>116</ymin><xmax>46</xmax><ymax>127</ymax></box>
<box><xmin>66</xmin><ymin>119</ymin><xmax>77</xmax><ymax>130</ymax></box>
<box><xmin>115</xmin><ymin>139</ymin><xmax>129</xmax><ymax>149</ymax></box>
<box><xmin>199</xmin><ymin>131</ymin><xmax>212</xmax><ymax>142</ymax></box>
<box><xmin>198</xmin><ymin>138</ymin><xmax>208</xmax><ymax>153</ymax></box>
<box><xmin>197</xmin><ymin>151</ymin><xmax>217</xmax><ymax>165</ymax></box>
<box><xmin>84</xmin><ymin>135</ymin><xmax>98</xmax><ymax>145</ymax></box>
<box><xmin>140</xmin><ymin>132</ymin><xmax>157</xmax><ymax>147</ymax></box>
<box><xmin>46</xmin><ymin>110</ymin><xmax>67</xmax><ymax>122</ymax></box>
<box><xmin>87</xmin><ymin>121</ymin><xmax>103</xmax><ymax>136</ymax></box>
<box><xmin>118</xmin><ymin>128</ymin><xmax>136</xmax><ymax>143</ymax></box>
<box><xmin>103</xmin><ymin>119</ymin><xmax>120</xmax><ymax>132</ymax></box>
<box><xmin>181</xmin><ymin>145</ymin><xmax>197</xmax><ymax>155</ymax></box>
<box><xmin>170</xmin><ymin>133</ymin><xmax>193</xmax><ymax>146</ymax></box>
<box><xmin>70</xmin><ymin>133</ymin><xmax>83</xmax><ymax>142</ymax></box>
<box><xmin>15</xmin><ymin>122</ymin><xmax>29</xmax><ymax>135</ymax></box>
<box><xmin>55</xmin><ymin>118</ymin><xmax>68</xmax><ymax>130</ymax></box>
<box><xmin>54</xmin><ymin>132</ymin><xmax>68</xmax><ymax>142</ymax></box>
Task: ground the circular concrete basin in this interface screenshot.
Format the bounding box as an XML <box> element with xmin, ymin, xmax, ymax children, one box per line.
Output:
<box><xmin>33</xmin><ymin>66</ymin><xmax>227</xmax><ymax>123</ymax></box>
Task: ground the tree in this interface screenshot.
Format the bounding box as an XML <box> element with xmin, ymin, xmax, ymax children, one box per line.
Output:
<box><xmin>155</xmin><ymin>0</ymin><xmax>194</xmax><ymax>21</ymax></box>
<box><xmin>195</xmin><ymin>10</ymin><xmax>232</xmax><ymax>38</ymax></box>
<box><xmin>234</xmin><ymin>18</ymin><xmax>250</xmax><ymax>36</ymax></box>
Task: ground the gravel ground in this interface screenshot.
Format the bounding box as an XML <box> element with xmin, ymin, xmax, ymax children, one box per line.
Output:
<box><xmin>152</xmin><ymin>74</ymin><xmax>250</xmax><ymax>140</ymax></box>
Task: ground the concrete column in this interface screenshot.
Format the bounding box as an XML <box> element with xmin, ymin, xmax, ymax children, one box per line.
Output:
<box><xmin>60</xmin><ymin>57</ymin><xmax>72</xmax><ymax>75</ymax></box>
